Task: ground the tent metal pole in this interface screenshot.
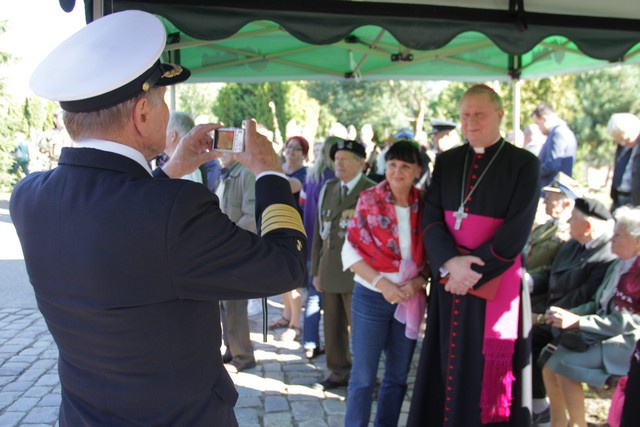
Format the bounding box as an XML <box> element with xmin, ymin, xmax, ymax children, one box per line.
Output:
<box><xmin>93</xmin><ymin>1</ymin><xmax>104</xmax><ymax>20</ymax></box>
<box><xmin>512</xmin><ymin>77</ymin><xmax>521</xmax><ymax>146</ymax></box>
<box><xmin>170</xmin><ymin>86</ymin><xmax>176</xmax><ymax>111</ymax></box>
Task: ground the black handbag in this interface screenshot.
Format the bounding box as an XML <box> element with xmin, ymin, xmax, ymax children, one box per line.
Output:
<box><xmin>559</xmin><ymin>330</ymin><xmax>590</xmax><ymax>352</ymax></box>
<box><xmin>537</xmin><ymin>342</ymin><xmax>557</xmax><ymax>369</ymax></box>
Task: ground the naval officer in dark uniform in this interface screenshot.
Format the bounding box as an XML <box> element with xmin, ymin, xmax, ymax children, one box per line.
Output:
<box><xmin>10</xmin><ymin>11</ymin><xmax>306</xmax><ymax>426</ymax></box>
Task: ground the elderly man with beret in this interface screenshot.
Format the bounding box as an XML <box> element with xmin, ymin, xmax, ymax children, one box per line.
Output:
<box><xmin>311</xmin><ymin>140</ymin><xmax>375</xmax><ymax>390</ymax></box>
<box><xmin>10</xmin><ymin>11</ymin><xmax>306</xmax><ymax>427</ymax></box>
<box><xmin>528</xmin><ymin>197</ymin><xmax>617</xmax><ymax>424</ymax></box>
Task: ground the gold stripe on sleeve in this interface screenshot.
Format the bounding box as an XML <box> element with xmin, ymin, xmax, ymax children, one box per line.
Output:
<box><xmin>261</xmin><ymin>203</ymin><xmax>307</xmax><ymax>237</ymax></box>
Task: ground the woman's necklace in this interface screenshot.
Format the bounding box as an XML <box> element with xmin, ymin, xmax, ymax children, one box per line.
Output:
<box><xmin>453</xmin><ymin>140</ymin><xmax>506</xmax><ymax>230</ymax></box>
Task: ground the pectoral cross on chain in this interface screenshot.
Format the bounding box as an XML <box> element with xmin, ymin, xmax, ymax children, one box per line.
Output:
<box><xmin>453</xmin><ymin>206</ymin><xmax>468</xmax><ymax>230</ymax></box>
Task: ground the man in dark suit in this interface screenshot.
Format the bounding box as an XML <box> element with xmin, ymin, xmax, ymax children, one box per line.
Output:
<box><xmin>311</xmin><ymin>140</ymin><xmax>375</xmax><ymax>390</ymax></box>
<box><xmin>10</xmin><ymin>11</ymin><xmax>306</xmax><ymax>427</ymax></box>
<box><xmin>532</xmin><ymin>104</ymin><xmax>578</xmax><ymax>191</ymax></box>
<box><xmin>529</xmin><ymin>198</ymin><xmax>616</xmax><ymax>424</ymax></box>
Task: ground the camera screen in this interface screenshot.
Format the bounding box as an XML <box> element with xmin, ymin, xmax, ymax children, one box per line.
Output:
<box><xmin>215</xmin><ymin>130</ymin><xmax>235</xmax><ymax>150</ymax></box>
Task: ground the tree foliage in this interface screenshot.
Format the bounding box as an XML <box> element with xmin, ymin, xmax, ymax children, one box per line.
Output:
<box><xmin>1</xmin><ymin>13</ymin><xmax>639</xmax><ymax>197</ymax></box>
<box><xmin>213</xmin><ymin>82</ymin><xmax>287</xmax><ymax>144</ymax></box>
<box><xmin>572</xmin><ymin>66</ymin><xmax>640</xmax><ymax>166</ymax></box>
<box><xmin>212</xmin><ymin>81</ymin><xmax>322</xmax><ymax>148</ymax></box>
<box><xmin>305</xmin><ymin>80</ymin><xmax>444</xmax><ymax>141</ymax></box>
<box><xmin>0</xmin><ymin>21</ymin><xmax>23</xmax><ymax>190</ymax></box>
<box><xmin>175</xmin><ymin>82</ymin><xmax>223</xmax><ymax>122</ymax></box>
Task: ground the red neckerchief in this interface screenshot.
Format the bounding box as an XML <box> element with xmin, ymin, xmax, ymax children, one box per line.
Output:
<box><xmin>347</xmin><ymin>180</ymin><xmax>425</xmax><ymax>272</ymax></box>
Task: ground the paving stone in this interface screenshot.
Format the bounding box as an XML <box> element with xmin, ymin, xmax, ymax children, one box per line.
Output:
<box><xmin>7</xmin><ymin>355</ymin><xmax>38</xmax><ymax>364</ymax></box>
<box><xmin>21</xmin><ymin>386</ymin><xmax>51</xmax><ymax>398</ymax></box>
<box><xmin>237</xmin><ymin>386</ymin><xmax>262</xmax><ymax>398</ymax></box>
<box><xmin>263</xmin><ymin>372</ymin><xmax>284</xmax><ymax>383</ymax></box>
<box><xmin>0</xmin><ymin>366</ymin><xmax>25</xmax><ymax>376</ymax></box>
<box><xmin>291</xmin><ymin>400</ymin><xmax>325</xmax><ymax>421</ymax></box>
<box><xmin>322</xmin><ymin>398</ymin><xmax>347</xmax><ymax>415</ymax></box>
<box><xmin>39</xmin><ymin>393</ymin><xmax>61</xmax><ymax>406</ymax></box>
<box><xmin>5</xmin><ymin>338</ymin><xmax>34</xmax><ymax>347</ymax></box>
<box><xmin>0</xmin><ymin>391</ymin><xmax>22</xmax><ymax>409</ymax></box>
<box><xmin>262</xmin><ymin>412</ymin><xmax>293</xmax><ymax>427</ymax></box>
<box><xmin>2</xmin><ymin>380</ymin><xmax>34</xmax><ymax>392</ymax></box>
<box><xmin>41</xmin><ymin>349</ymin><xmax>59</xmax><ymax>359</ymax></box>
<box><xmin>297</xmin><ymin>419</ymin><xmax>329</xmax><ymax>427</ymax></box>
<box><xmin>16</xmin><ymin>369</ymin><xmax>46</xmax><ymax>382</ymax></box>
<box><xmin>234</xmin><ymin>407</ymin><xmax>260</xmax><ymax>425</ymax></box>
<box><xmin>34</xmin><ymin>373</ymin><xmax>59</xmax><ymax>387</ymax></box>
<box><xmin>18</xmin><ymin>347</ymin><xmax>46</xmax><ymax>356</ymax></box>
<box><xmin>5</xmin><ymin>396</ymin><xmax>39</xmax><ymax>412</ymax></box>
<box><xmin>0</xmin><ymin>411</ymin><xmax>24</xmax><ymax>427</ymax></box>
<box><xmin>30</xmin><ymin>359</ymin><xmax>56</xmax><ymax>370</ymax></box>
<box><xmin>261</xmin><ymin>362</ymin><xmax>282</xmax><ymax>372</ymax></box>
<box><xmin>235</xmin><ymin>396</ymin><xmax>261</xmax><ymax>408</ymax></box>
<box><xmin>264</xmin><ymin>395</ymin><xmax>289</xmax><ymax>412</ymax></box>
<box><xmin>0</xmin><ymin>345</ymin><xmax>25</xmax><ymax>354</ymax></box>
<box><xmin>0</xmin><ymin>300</ymin><xmax>419</xmax><ymax>426</ymax></box>
<box><xmin>20</xmin><ymin>406</ymin><xmax>60</xmax><ymax>424</ymax></box>
<box><xmin>327</xmin><ymin>414</ymin><xmax>346</xmax><ymax>426</ymax></box>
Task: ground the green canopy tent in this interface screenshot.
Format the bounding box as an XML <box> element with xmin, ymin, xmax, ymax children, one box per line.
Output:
<box><xmin>68</xmin><ymin>0</ymin><xmax>640</xmax><ymax>131</ymax></box>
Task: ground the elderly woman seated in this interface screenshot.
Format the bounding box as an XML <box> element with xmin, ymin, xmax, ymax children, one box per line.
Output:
<box><xmin>541</xmin><ymin>206</ymin><xmax>640</xmax><ymax>427</ymax></box>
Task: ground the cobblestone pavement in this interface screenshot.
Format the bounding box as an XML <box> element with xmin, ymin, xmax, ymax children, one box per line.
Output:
<box><xmin>0</xmin><ymin>301</ymin><xmax>422</xmax><ymax>427</ymax></box>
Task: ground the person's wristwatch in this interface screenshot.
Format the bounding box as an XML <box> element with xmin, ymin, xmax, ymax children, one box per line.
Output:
<box><xmin>536</xmin><ymin>313</ymin><xmax>545</xmax><ymax>325</ymax></box>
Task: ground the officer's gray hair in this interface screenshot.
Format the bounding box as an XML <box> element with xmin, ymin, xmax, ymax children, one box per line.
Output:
<box><xmin>64</xmin><ymin>88</ymin><xmax>165</xmax><ymax>141</ymax></box>
<box><xmin>614</xmin><ymin>206</ymin><xmax>640</xmax><ymax>238</ymax></box>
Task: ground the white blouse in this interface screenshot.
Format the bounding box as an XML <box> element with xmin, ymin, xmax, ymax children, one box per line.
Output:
<box><xmin>341</xmin><ymin>205</ymin><xmax>411</xmax><ymax>293</ymax></box>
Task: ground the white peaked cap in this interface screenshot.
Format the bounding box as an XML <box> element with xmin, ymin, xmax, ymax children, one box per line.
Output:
<box><xmin>30</xmin><ymin>10</ymin><xmax>190</xmax><ymax>113</ymax></box>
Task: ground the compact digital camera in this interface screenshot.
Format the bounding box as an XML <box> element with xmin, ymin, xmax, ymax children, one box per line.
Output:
<box><xmin>211</xmin><ymin>128</ymin><xmax>245</xmax><ymax>153</ymax></box>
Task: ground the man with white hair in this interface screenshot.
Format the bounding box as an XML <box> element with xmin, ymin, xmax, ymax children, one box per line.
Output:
<box><xmin>607</xmin><ymin>112</ymin><xmax>640</xmax><ymax>210</ymax></box>
<box><xmin>164</xmin><ymin>111</ymin><xmax>203</xmax><ymax>183</ymax></box>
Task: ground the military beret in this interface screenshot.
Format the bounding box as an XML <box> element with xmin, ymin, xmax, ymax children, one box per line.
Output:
<box><xmin>574</xmin><ymin>197</ymin><xmax>613</xmax><ymax>220</ymax></box>
<box><xmin>428</xmin><ymin>119</ymin><xmax>458</xmax><ymax>135</ymax></box>
<box><xmin>329</xmin><ymin>139</ymin><xmax>366</xmax><ymax>160</ymax></box>
<box><xmin>30</xmin><ymin>10</ymin><xmax>190</xmax><ymax>113</ymax></box>
<box><xmin>542</xmin><ymin>172</ymin><xmax>583</xmax><ymax>199</ymax></box>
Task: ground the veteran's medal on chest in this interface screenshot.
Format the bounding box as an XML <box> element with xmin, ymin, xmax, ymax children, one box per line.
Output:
<box><xmin>319</xmin><ymin>208</ymin><xmax>332</xmax><ymax>242</ymax></box>
<box><xmin>338</xmin><ymin>209</ymin><xmax>355</xmax><ymax>238</ymax></box>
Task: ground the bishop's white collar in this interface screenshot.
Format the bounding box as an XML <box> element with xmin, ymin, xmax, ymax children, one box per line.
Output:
<box><xmin>471</xmin><ymin>137</ymin><xmax>502</xmax><ymax>154</ymax></box>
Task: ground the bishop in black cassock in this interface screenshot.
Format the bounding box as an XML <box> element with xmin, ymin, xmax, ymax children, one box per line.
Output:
<box><xmin>408</xmin><ymin>85</ymin><xmax>539</xmax><ymax>427</ymax></box>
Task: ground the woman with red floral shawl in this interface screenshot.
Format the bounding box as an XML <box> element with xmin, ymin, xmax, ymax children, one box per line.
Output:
<box><xmin>342</xmin><ymin>140</ymin><xmax>428</xmax><ymax>426</ymax></box>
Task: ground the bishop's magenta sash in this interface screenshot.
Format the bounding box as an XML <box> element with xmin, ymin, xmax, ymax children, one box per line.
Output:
<box><xmin>444</xmin><ymin>210</ymin><xmax>521</xmax><ymax>424</ymax></box>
